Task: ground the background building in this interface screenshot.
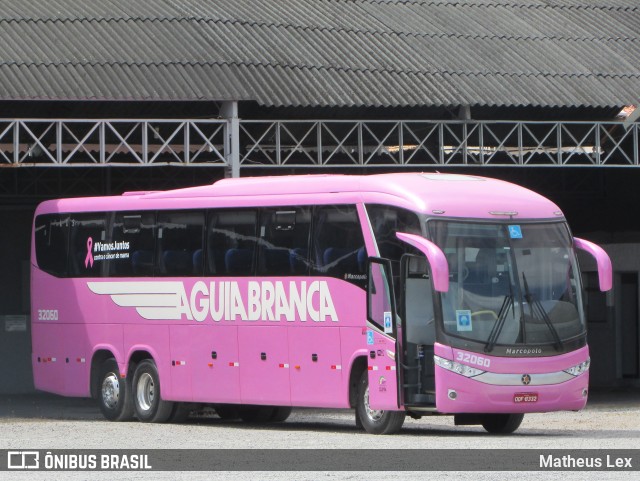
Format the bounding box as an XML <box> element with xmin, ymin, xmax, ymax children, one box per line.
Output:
<box><xmin>1</xmin><ymin>0</ymin><xmax>639</xmax><ymax>393</ymax></box>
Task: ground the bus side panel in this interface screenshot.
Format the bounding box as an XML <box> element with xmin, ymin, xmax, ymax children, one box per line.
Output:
<box><xmin>169</xmin><ymin>324</ymin><xmax>242</xmax><ymax>403</ymax></box>
<box><xmin>340</xmin><ymin>326</ymin><xmax>368</xmax><ymax>407</ymax></box>
<box><xmin>62</xmin><ymin>324</ymin><xmax>91</xmax><ymax>396</ymax></box>
<box><xmin>289</xmin><ymin>326</ymin><xmax>342</xmax><ymax>408</ymax></box>
<box><xmin>191</xmin><ymin>325</ymin><xmax>240</xmax><ymax>403</ymax></box>
<box><xmin>238</xmin><ymin>326</ymin><xmax>290</xmax><ymax>405</ymax></box>
<box><xmin>367</xmin><ymin>331</ymin><xmax>400</xmax><ymax>411</ymax></box>
<box><xmin>168</xmin><ymin>325</ymin><xmax>195</xmax><ymax>402</ymax></box>
<box><xmin>32</xmin><ymin>323</ymin><xmax>65</xmax><ymax>395</ymax></box>
<box><xmin>123</xmin><ymin>324</ymin><xmax>171</xmax><ymax>397</ymax></box>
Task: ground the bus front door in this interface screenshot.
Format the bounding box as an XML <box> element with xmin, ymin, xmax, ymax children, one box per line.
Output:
<box><xmin>400</xmin><ymin>254</ymin><xmax>436</xmax><ymax>406</ymax></box>
<box><xmin>366</xmin><ymin>258</ymin><xmax>401</xmax><ymax>411</ymax></box>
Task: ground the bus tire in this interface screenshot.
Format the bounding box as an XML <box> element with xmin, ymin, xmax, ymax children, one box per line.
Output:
<box><xmin>132</xmin><ymin>359</ymin><xmax>174</xmax><ymax>423</ymax></box>
<box><xmin>270</xmin><ymin>406</ymin><xmax>292</xmax><ymax>423</ymax></box>
<box><xmin>239</xmin><ymin>405</ymin><xmax>275</xmax><ymax>423</ymax></box>
<box><xmin>481</xmin><ymin>413</ymin><xmax>524</xmax><ymax>434</ymax></box>
<box><xmin>168</xmin><ymin>402</ymin><xmax>195</xmax><ymax>423</ymax></box>
<box><xmin>97</xmin><ymin>358</ymin><xmax>134</xmax><ymax>422</ymax></box>
<box><xmin>355</xmin><ymin>371</ymin><xmax>405</xmax><ymax>434</ymax></box>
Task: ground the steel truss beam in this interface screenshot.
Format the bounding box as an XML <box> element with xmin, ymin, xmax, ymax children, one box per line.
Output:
<box><xmin>0</xmin><ymin>119</ymin><xmax>638</xmax><ymax>172</ymax></box>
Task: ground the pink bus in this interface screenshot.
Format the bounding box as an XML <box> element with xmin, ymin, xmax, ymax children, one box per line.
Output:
<box><xmin>31</xmin><ymin>173</ymin><xmax>612</xmax><ymax>434</ymax></box>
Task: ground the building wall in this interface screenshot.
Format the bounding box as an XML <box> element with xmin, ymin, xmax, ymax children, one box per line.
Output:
<box><xmin>0</xmin><ymin>207</ymin><xmax>35</xmax><ymax>393</ymax></box>
<box><xmin>580</xmin><ymin>244</ymin><xmax>640</xmax><ymax>387</ymax></box>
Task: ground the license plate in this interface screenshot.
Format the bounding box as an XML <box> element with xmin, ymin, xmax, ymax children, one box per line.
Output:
<box><xmin>514</xmin><ymin>392</ymin><xmax>538</xmax><ymax>403</ymax></box>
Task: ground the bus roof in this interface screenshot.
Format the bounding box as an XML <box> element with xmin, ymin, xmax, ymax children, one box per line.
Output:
<box><xmin>35</xmin><ymin>173</ymin><xmax>563</xmax><ymax>220</ymax></box>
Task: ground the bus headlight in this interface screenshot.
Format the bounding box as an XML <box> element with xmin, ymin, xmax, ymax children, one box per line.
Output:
<box><xmin>563</xmin><ymin>358</ymin><xmax>590</xmax><ymax>376</ymax></box>
<box><xmin>434</xmin><ymin>355</ymin><xmax>485</xmax><ymax>378</ymax></box>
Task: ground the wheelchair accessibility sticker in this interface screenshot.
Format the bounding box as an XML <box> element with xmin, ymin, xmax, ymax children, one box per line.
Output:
<box><xmin>508</xmin><ymin>225</ymin><xmax>523</xmax><ymax>239</ymax></box>
<box><xmin>367</xmin><ymin>331</ymin><xmax>375</xmax><ymax>345</ymax></box>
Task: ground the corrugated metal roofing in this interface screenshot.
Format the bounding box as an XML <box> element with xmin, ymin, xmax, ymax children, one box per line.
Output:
<box><xmin>0</xmin><ymin>0</ymin><xmax>638</xmax><ymax>108</ymax></box>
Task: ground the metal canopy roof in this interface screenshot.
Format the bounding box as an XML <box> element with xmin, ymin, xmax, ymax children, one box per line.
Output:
<box><xmin>0</xmin><ymin>0</ymin><xmax>639</xmax><ymax>108</ymax></box>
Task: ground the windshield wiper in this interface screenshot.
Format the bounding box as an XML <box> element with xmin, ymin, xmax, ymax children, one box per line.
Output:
<box><xmin>522</xmin><ymin>273</ymin><xmax>563</xmax><ymax>351</ymax></box>
<box><xmin>485</xmin><ymin>273</ymin><xmax>517</xmax><ymax>353</ymax></box>
<box><xmin>484</xmin><ymin>294</ymin><xmax>513</xmax><ymax>353</ymax></box>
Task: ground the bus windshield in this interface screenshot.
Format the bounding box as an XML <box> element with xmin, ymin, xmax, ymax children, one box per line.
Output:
<box><xmin>428</xmin><ymin>220</ymin><xmax>585</xmax><ymax>350</ymax></box>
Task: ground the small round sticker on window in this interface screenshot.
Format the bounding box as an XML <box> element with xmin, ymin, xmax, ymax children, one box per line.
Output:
<box><xmin>456</xmin><ymin>310</ymin><xmax>472</xmax><ymax>332</ymax></box>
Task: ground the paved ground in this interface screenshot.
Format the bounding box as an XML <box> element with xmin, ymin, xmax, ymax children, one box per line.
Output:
<box><xmin>1</xmin><ymin>390</ymin><xmax>638</xmax><ymax>480</ymax></box>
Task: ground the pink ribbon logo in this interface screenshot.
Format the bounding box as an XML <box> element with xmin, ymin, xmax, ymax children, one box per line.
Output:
<box><xmin>85</xmin><ymin>237</ymin><xmax>94</xmax><ymax>268</ymax></box>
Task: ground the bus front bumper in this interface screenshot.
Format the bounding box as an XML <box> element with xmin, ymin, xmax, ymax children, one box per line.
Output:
<box><xmin>434</xmin><ymin>365</ymin><xmax>589</xmax><ymax>414</ymax></box>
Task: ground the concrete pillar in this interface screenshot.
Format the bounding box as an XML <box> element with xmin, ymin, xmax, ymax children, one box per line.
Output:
<box><xmin>221</xmin><ymin>101</ymin><xmax>240</xmax><ymax>178</ymax></box>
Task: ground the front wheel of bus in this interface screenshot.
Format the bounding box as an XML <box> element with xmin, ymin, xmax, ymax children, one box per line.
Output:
<box><xmin>132</xmin><ymin>360</ymin><xmax>174</xmax><ymax>423</ymax></box>
<box><xmin>481</xmin><ymin>413</ymin><xmax>524</xmax><ymax>434</ymax></box>
<box><xmin>356</xmin><ymin>371</ymin><xmax>405</xmax><ymax>434</ymax></box>
<box><xmin>98</xmin><ymin>358</ymin><xmax>134</xmax><ymax>422</ymax></box>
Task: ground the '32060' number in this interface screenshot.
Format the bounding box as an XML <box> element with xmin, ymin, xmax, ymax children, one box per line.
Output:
<box><xmin>456</xmin><ymin>351</ymin><xmax>491</xmax><ymax>368</ymax></box>
<box><xmin>37</xmin><ymin>309</ymin><xmax>59</xmax><ymax>321</ymax></box>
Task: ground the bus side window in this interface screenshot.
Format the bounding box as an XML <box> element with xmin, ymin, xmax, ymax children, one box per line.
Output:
<box><xmin>156</xmin><ymin>211</ymin><xmax>204</xmax><ymax>277</ymax></box>
<box><xmin>109</xmin><ymin>212</ymin><xmax>156</xmax><ymax>277</ymax></box>
<box><xmin>366</xmin><ymin>204</ymin><xmax>423</xmax><ymax>307</ymax></box>
<box><xmin>207</xmin><ymin>209</ymin><xmax>258</xmax><ymax>276</ymax></box>
<box><xmin>258</xmin><ymin>207</ymin><xmax>312</xmax><ymax>276</ymax></box>
<box><xmin>68</xmin><ymin>213</ymin><xmax>107</xmax><ymax>278</ymax></box>
<box><xmin>312</xmin><ymin>205</ymin><xmax>366</xmax><ymax>288</ymax></box>
<box><xmin>34</xmin><ymin>214</ymin><xmax>70</xmax><ymax>277</ymax></box>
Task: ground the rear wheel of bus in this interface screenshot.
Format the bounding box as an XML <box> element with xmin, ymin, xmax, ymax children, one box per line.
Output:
<box><xmin>481</xmin><ymin>413</ymin><xmax>524</xmax><ymax>434</ymax></box>
<box><xmin>97</xmin><ymin>358</ymin><xmax>134</xmax><ymax>422</ymax></box>
<box><xmin>356</xmin><ymin>371</ymin><xmax>405</xmax><ymax>434</ymax></box>
<box><xmin>132</xmin><ymin>359</ymin><xmax>174</xmax><ymax>423</ymax></box>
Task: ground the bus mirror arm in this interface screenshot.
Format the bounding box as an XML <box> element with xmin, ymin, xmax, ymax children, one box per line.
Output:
<box><xmin>396</xmin><ymin>232</ymin><xmax>449</xmax><ymax>293</ymax></box>
<box><xmin>574</xmin><ymin>237</ymin><xmax>612</xmax><ymax>292</ymax></box>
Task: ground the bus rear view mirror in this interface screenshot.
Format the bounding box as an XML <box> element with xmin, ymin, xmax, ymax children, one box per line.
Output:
<box><xmin>396</xmin><ymin>232</ymin><xmax>449</xmax><ymax>293</ymax></box>
<box><xmin>574</xmin><ymin>238</ymin><xmax>612</xmax><ymax>292</ymax></box>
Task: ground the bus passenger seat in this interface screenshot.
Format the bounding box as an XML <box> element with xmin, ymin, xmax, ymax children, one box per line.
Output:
<box><xmin>263</xmin><ymin>248</ymin><xmax>290</xmax><ymax>275</ymax></box>
<box><xmin>290</xmin><ymin>248</ymin><xmax>308</xmax><ymax>275</ymax></box>
<box><xmin>357</xmin><ymin>246</ymin><xmax>367</xmax><ymax>273</ymax></box>
<box><xmin>225</xmin><ymin>248</ymin><xmax>252</xmax><ymax>275</ymax></box>
<box><xmin>163</xmin><ymin>250</ymin><xmax>192</xmax><ymax>276</ymax></box>
<box><xmin>193</xmin><ymin>249</ymin><xmax>204</xmax><ymax>273</ymax></box>
<box><xmin>132</xmin><ymin>250</ymin><xmax>153</xmax><ymax>276</ymax></box>
<box><xmin>323</xmin><ymin>247</ymin><xmax>357</xmax><ymax>273</ymax></box>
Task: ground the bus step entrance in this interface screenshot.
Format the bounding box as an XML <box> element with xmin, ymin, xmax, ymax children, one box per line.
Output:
<box><xmin>402</xmin><ymin>343</ymin><xmax>436</xmax><ymax>406</ymax></box>
<box><xmin>406</xmin><ymin>392</ymin><xmax>435</xmax><ymax>405</ymax></box>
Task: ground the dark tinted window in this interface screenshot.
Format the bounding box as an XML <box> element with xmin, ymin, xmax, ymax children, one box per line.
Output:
<box><xmin>34</xmin><ymin>214</ymin><xmax>70</xmax><ymax>277</ymax></box>
<box><xmin>207</xmin><ymin>210</ymin><xmax>258</xmax><ymax>276</ymax></box>
<box><xmin>68</xmin><ymin>213</ymin><xmax>108</xmax><ymax>277</ymax></box>
<box><xmin>156</xmin><ymin>211</ymin><xmax>204</xmax><ymax>276</ymax></box>
<box><xmin>367</xmin><ymin>205</ymin><xmax>423</xmax><ymax>305</ymax></box>
<box><xmin>258</xmin><ymin>207</ymin><xmax>312</xmax><ymax>276</ymax></box>
<box><xmin>109</xmin><ymin>212</ymin><xmax>156</xmax><ymax>277</ymax></box>
<box><xmin>312</xmin><ymin>205</ymin><xmax>366</xmax><ymax>287</ymax></box>
<box><xmin>367</xmin><ymin>205</ymin><xmax>422</xmax><ymax>260</ymax></box>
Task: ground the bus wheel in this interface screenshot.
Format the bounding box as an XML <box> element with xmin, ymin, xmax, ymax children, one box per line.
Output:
<box><xmin>97</xmin><ymin>358</ymin><xmax>134</xmax><ymax>422</ymax></box>
<box><xmin>239</xmin><ymin>405</ymin><xmax>275</xmax><ymax>423</ymax></box>
<box><xmin>356</xmin><ymin>371</ymin><xmax>405</xmax><ymax>434</ymax></box>
<box><xmin>481</xmin><ymin>413</ymin><xmax>524</xmax><ymax>434</ymax></box>
<box><xmin>168</xmin><ymin>403</ymin><xmax>196</xmax><ymax>423</ymax></box>
<box><xmin>270</xmin><ymin>406</ymin><xmax>292</xmax><ymax>423</ymax></box>
<box><xmin>132</xmin><ymin>359</ymin><xmax>174</xmax><ymax>423</ymax></box>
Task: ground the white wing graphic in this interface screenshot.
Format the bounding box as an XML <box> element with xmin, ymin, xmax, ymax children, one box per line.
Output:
<box><xmin>87</xmin><ymin>281</ymin><xmax>188</xmax><ymax>320</ymax></box>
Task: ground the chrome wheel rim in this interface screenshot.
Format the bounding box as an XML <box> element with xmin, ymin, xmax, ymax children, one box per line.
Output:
<box><xmin>136</xmin><ymin>372</ymin><xmax>155</xmax><ymax>412</ymax></box>
<box><xmin>101</xmin><ymin>373</ymin><xmax>120</xmax><ymax>409</ymax></box>
<box><xmin>364</xmin><ymin>385</ymin><xmax>384</xmax><ymax>422</ymax></box>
